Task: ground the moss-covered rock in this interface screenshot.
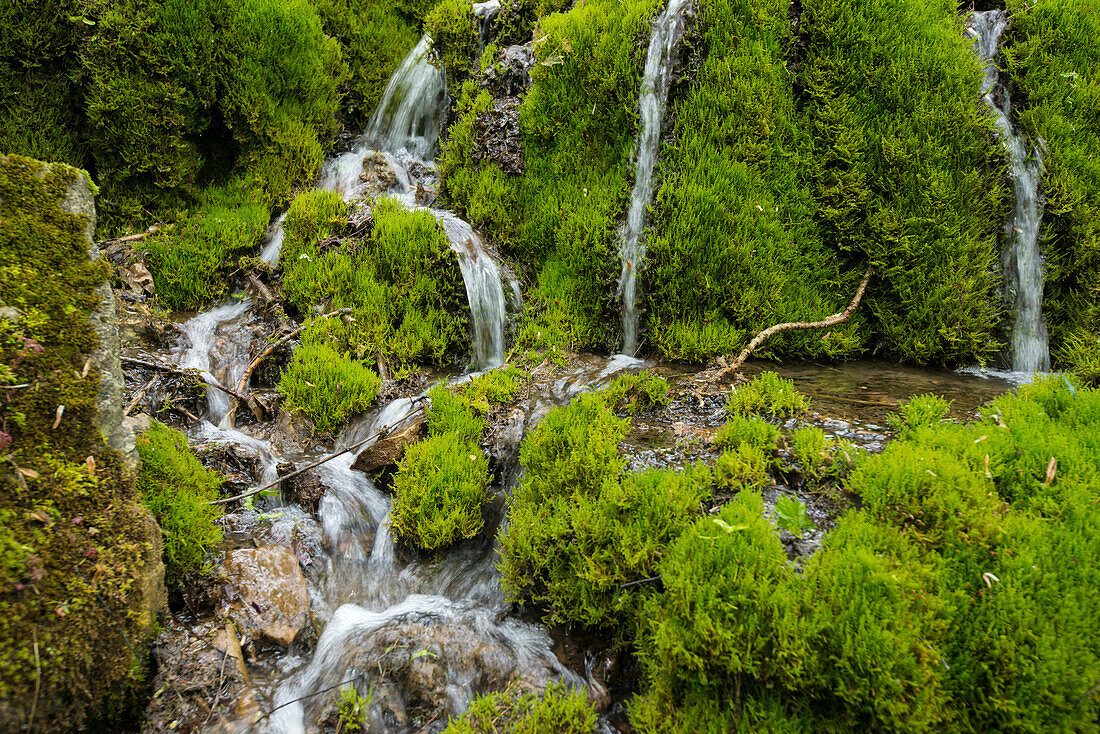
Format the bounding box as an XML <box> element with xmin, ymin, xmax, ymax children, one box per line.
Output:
<box><xmin>0</xmin><ymin>154</ymin><xmax>164</xmax><ymax>730</ymax></box>
<box><xmin>442</xmin><ymin>681</ymin><xmax>597</xmax><ymax>733</ymax></box>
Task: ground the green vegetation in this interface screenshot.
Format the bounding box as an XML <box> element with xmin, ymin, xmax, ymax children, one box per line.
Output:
<box><xmin>802</xmin><ymin>0</ymin><xmax>1006</xmax><ymax>364</ymax></box>
<box><xmin>602</xmin><ymin>370</ymin><xmax>670</xmax><ymax>413</ymax></box>
<box><xmin>277</xmin><ymin>343</ymin><xmax>382</xmax><ymax>433</ymax></box>
<box><xmin>500</xmin><ymin>390</ymin><xmax>711</xmax><ymax>630</ymax></box>
<box><xmin>277</xmin><ymin>192</ymin><xmax>471</xmax><ymax>431</ymax></box>
<box><xmin>1005</xmin><ymin>0</ymin><xmax>1100</xmax><ymax>376</ymax></box>
<box><xmin>135</xmin><ymin>422</ymin><xmax>224</xmax><ymax>585</ymax></box>
<box><xmin>646</xmin><ymin>0</ymin><xmax>863</xmax><ymax>362</ymax></box>
<box><xmin>281</xmin><ymin>193</ymin><xmax>469</xmax><ymax>369</ymax></box>
<box><xmin>790</xmin><ymin>425</ymin><xmax>854</xmax><ymax>483</ymax></box>
<box><xmin>0</xmin><ymin>155</ymin><xmax>158</xmax><ymax>728</ymax></box>
<box><xmin>726</xmin><ymin>371</ymin><xmax>808</xmax><ymax>417</ymax></box>
<box><xmin>389</xmin><ymin>380</ymin><xmax>506</xmax><ymax>550</ymax></box>
<box><xmin>439</xmin><ymin>0</ymin><xmax>665</xmax><ymax>352</ymax></box>
<box><xmin>336</xmin><ymin>682</ymin><xmax>373</xmax><ymax>732</ymax></box>
<box><xmin>1</xmin><ymin>0</ymin><xmax>420</xmax><ymax>309</ymax></box>
<box><xmin>390</xmin><ymin>431</ymin><xmax>489</xmax><ymax>549</ymax></box>
<box><xmin>140</xmin><ymin>184</ymin><xmax>269</xmax><ymax>309</ymax></box>
<box><xmin>713</xmin><ymin>414</ymin><xmax>781</xmax><ymax>453</ymax></box>
<box><xmin>443</xmin><ymin>682</ymin><xmax>597</xmax><ymax>734</ymax></box>
<box><xmin>632</xmin><ymin>375</ymin><xmax>1100</xmax><ymax>731</ymax></box>
<box><xmin>426</xmin><ymin>0</ymin><xmax>478</xmax><ymax>85</ymax></box>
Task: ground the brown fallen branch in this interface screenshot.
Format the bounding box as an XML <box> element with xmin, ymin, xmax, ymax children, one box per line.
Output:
<box><xmin>801</xmin><ymin>391</ymin><xmax>899</xmax><ymax>408</ymax></box>
<box><xmin>233</xmin><ymin>309</ymin><xmax>352</xmax><ymax>396</ymax></box>
<box><xmin>99</xmin><ymin>223</ymin><xmax>162</xmax><ymax>247</ymax></box>
<box><xmin>122</xmin><ymin>356</ymin><xmax>249</xmax><ymax>402</ymax></box>
<box><xmin>711</xmin><ymin>264</ymin><xmax>874</xmax><ymax>383</ymax></box>
<box><xmin>209</xmin><ymin>420</ymin><xmax>408</xmax><ymax>506</ymax></box>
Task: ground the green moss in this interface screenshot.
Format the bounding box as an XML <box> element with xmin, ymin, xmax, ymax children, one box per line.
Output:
<box><xmin>714</xmin><ymin>443</ymin><xmax>770</xmax><ymax>491</ymax></box>
<box><xmin>439</xmin><ymin>0</ymin><xmax>665</xmax><ymax>352</ymax></box>
<box><xmin>1005</xmin><ymin>0</ymin><xmax>1100</xmax><ymax>373</ymax></box>
<box><xmin>281</xmin><ymin>194</ymin><xmax>469</xmax><ymax>369</ymax></box>
<box><xmin>726</xmin><ymin>371</ymin><xmax>808</xmax><ymax>417</ymax></box>
<box><xmin>602</xmin><ymin>370</ymin><xmax>670</xmax><ymax>414</ymax></box>
<box><xmin>500</xmin><ymin>390</ymin><xmax>711</xmax><ymax>630</ymax></box>
<box><xmin>426</xmin><ymin>384</ymin><xmax>486</xmax><ymax>443</ymax></box>
<box><xmin>0</xmin><ymin>155</ymin><xmax>157</xmax><ymax>728</ymax></box>
<box><xmin>277</xmin><ymin>343</ymin><xmax>381</xmax><ymax>433</ymax></box>
<box><xmin>646</xmin><ymin>0</ymin><xmax>864</xmax><ymax>363</ymax></box>
<box><xmin>426</xmin><ymin>0</ymin><xmax>478</xmax><ymax>85</ymax></box>
<box><xmin>802</xmin><ymin>0</ymin><xmax>1006</xmax><ymax>364</ymax></box>
<box><xmin>886</xmin><ymin>393</ymin><xmax>953</xmax><ymax>437</ymax></box>
<box><xmin>141</xmin><ymin>182</ymin><xmax>269</xmax><ymax>309</ymax></box>
<box><xmin>633</xmin><ymin>492</ymin><xmax>799</xmax><ymax>731</ymax></box>
<box><xmin>713</xmin><ymin>415</ymin><xmax>780</xmax><ymax>453</ymax></box>
<box><xmin>790</xmin><ymin>426</ymin><xmax>855</xmax><ymax>483</ymax></box>
<box><xmin>390</xmin><ymin>431</ymin><xmax>490</xmax><ymax>549</ymax></box>
<box><xmin>312</xmin><ymin>0</ymin><xmax>418</xmax><ymax>126</ymax></box>
<box><xmin>135</xmin><ymin>423</ymin><xmax>224</xmax><ymax>586</ymax></box>
<box><xmin>443</xmin><ymin>681</ymin><xmax>597</xmax><ymax>734</ymax></box>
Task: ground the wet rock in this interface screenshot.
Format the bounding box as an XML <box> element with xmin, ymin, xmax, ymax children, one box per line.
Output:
<box><xmin>351</xmin><ymin>417</ymin><xmax>426</xmax><ymax>473</ymax></box>
<box><xmin>485</xmin><ymin>44</ymin><xmax>534</xmax><ymax>97</ymax></box>
<box><xmin>359</xmin><ymin>151</ymin><xmax>399</xmax><ymax>195</ymax></box>
<box><xmin>125</xmin><ymin>412</ymin><xmax>155</xmax><ymax>434</ymax></box>
<box><xmin>272</xmin><ymin>406</ymin><xmax>319</xmax><ymax>454</ymax></box>
<box><xmin>276</xmin><ymin>463</ymin><xmax>330</xmax><ymax>512</ymax></box>
<box><xmin>220</xmin><ymin>546</ymin><xmax>311</xmax><ymax>646</ymax></box>
<box><xmin>195</xmin><ymin>440</ymin><xmax>262</xmax><ymax>493</ymax></box>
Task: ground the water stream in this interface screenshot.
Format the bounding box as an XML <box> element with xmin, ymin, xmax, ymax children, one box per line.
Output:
<box><xmin>616</xmin><ymin>0</ymin><xmax>691</xmax><ymax>356</ymax></box>
<box><xmin>970</xmin><ymin>10</ymin><xmax>1050</xmax><ymax>374</ymax></box>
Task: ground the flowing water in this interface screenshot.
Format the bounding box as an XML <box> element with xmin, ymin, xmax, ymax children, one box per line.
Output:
<box><xmin>970</xmin><ymin>10</ymin><xmax>1050</xmax><ymax>374</ymax></box>
<box><xmin>266</xmin><ymin>36</ymin><xmax>511</xmax><ymax>371</ymax></box>
<box><xmin>616</xmin><ymin>0</ymin><xmax>691</xmax><ymax>356</ymax></box>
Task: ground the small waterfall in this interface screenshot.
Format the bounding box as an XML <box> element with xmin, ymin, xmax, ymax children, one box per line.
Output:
<box><xmin>970</xmin><ymin>10</ymin><xmax>1050</xmax><ymax>373</ymax></box>
<box><xmin>259</xmin><ymin>34</ymin><xmax>508</xmax><ymax>371</ymax></box>
<box><xmin>367</xmin><ymin>35</ymin><xmax>448</xmax><ymax>158</ymax></box>
<box><xmin>617</xmin><ymin>0</ymin><xmax>691</xmax><ymax>356</ymax></box>
<box><xmin>438</xmin><ymin>213</ymin><xmax>508</xmax><ymax>369</ymax></box>
<box><xmin>175</xmin><ymin>300</ymin><xmax>252</xmax><ymax>426</ymax></box>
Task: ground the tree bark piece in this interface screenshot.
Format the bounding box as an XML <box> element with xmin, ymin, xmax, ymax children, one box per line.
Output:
<box><xmin>712</xmin><ymin>264</ymin><xmax>873</xmax><ymax>382</ymax></box>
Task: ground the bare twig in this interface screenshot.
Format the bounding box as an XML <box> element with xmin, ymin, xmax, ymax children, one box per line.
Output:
<box><xmin>122</xmin><ymin>356</ymin><xmax>249</xmax><ymax>402</ymax></box>
<box><xmin>99</xmin><ymin>223</ymin><xmax>162</xmax><ymax>247</ymax></box>
<box><xmin>29</xmin><ymin>628</ymin><xmax>40</xmax><ymax>734</ymax></box>
<box><xmin>712</xmin><ymin>264</ymin><xmax>874</xmax><ymax>382</ymax></box>
<box><xmin>234</xmin><ymin>308</ymin><xmax>353</xmax><ymax>396</ymax></box>
<box><xmin>209</xmin><ymin>417</ymin><xmax>419</xmax><ymax>506</ymax></box>
<box><xmin>124</xmin><ymin>376</ymin><xmax>160</xmax><ymax>416</ymax></box>
<box><xmin>254</xmin><ymin>677</ymin><xmax>360</xmax><ymax>723</ymax></box>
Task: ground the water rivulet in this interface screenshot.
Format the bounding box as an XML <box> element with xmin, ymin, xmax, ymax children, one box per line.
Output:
<box><xmin>617</xmin><ymin>0</ymin><xmax>692</xmax><ymax>356</ymax></box>
<box><xmin>970</xmin><ymin>10</ymin><xmax>1050</xmax><ymax>374</ymax></box>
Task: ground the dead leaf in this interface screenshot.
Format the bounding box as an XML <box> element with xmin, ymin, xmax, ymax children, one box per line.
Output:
<box><xmin>81</xmin><ymin>358</ymin><xmax>91</xmax><ymax>379</ymax></box>
<box><xmin>17</xmin><ymin>467</ymin><xmax>40</xmax><ymax>479</ymax></box>
<box><xmin>85</xmin><ymin>456</ymin><xmax>96</xmax><ymax>476</ymax></box>
<box><xmin>51</xmin><ymin>404</ymin><xmax>65</xmax><ymax>430</ymax></box>
<box><xmin>1044</xmin><ymin>457</ymin><xmax>1057</xmax><ymax>485</ymax></box>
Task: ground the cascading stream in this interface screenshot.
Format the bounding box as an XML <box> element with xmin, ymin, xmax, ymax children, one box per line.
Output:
<box><xmin>617</xmin><ymin>0</ymin><xmax>691</xmax><ymax>356</ymax></box>
<box><xmin>264</xmin><ymin>35</ymin><xmax>511</xmax><ymax>371</ymax></box>
<box><xmin>970</xmin><ymin>10</ymin><xmax>1050</xmax><ymax>374</ymax></box>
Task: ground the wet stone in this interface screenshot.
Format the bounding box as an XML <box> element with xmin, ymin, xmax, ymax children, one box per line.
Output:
<box><xmin>220</xmin><ymin>545</ymin><xmax>311</xmax><ymax>646</ymax></box>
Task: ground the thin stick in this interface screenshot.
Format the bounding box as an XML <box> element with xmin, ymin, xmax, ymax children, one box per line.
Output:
<box><xmin>99</xmin><ymin>223</ymin><xmax>162</xmax><ymax>246</ymax></box>
<box><xmin>122</xmin><ymin>356</ymin><xmax>249</xmax><ymax>402</ymax></box>
<box><xmin>208</xmin><ymin>420</ymin><xmax>412</xmax><ymax>506</ymax></box>
<box><xmin>29</xmin><ymin>628</ymin><xmax>40</xmax><ymax>733</ymax></box>
<box><xmin>713</xmin><ymin>264</ymin><xmax>874</xmax><ymax>381</ymax></box>
<box><xmin>201</xmin><ymin>650</ymin><xmax>229</xmax><ymax>730</ymax></box>
<box><xmin>254</xmin><ymin>677</ymin><xmax>359</xmax><ymax>723</ymax></box>
<box><xmin>124</xmin><ymin>376</ymin><xmax>160</xmax><ymax>416</ymax></box>
<box><xmin>619</xmin><ymin>575</ymin><xmax>661</xmax><ymax>589</ymax></box>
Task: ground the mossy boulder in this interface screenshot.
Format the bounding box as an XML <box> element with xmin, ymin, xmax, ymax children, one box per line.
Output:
<box><xmin>0</xmin><ymin>154</ymin><xmax>164</xmax><ymax>730</ymax></box>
